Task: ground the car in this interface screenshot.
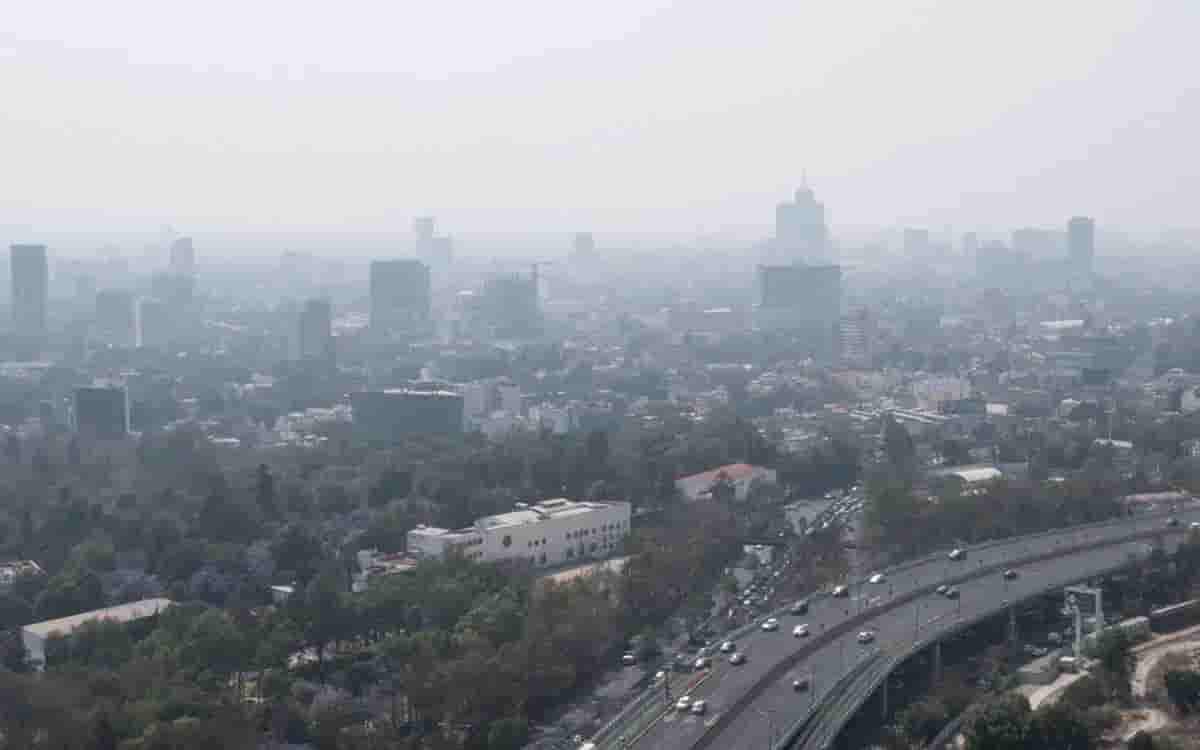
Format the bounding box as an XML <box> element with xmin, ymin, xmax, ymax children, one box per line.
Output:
<box><xmin>792</xmin><ymin>676</ymin><xmax>810</xmax><ymax>691</ymax></box>
<box><xmin>690</xmin><ymin>700</ymin><xmax>707</xmax><ymax>715</ymax></box>
<box><xmin>949</xmin><ymin>548</ymin><xmax>966</xmax><ymax>561</ymax></box>
<box><xmin>694</xmin><ymin>656</ymin><xmax>711</xmax><ymax>670</ymax></box>
<box><xmin>675</xmin><ymin>696</ymin><xmax>692</xmax><ymax>712</ymax></box>
<box><xmin>868</xmin><ymin>572</ymin><xmax>886</xmax><ymax>584</ymax></box>
<box><xmin>793</xmin><ymin>624</ymin><xmax>810</xmax><ymax>638</ymax></box>
<box><xmin>761</xmin><ymin>618</ymin><xmax>779</xmax><ymax>632</ymax></box>
<box><xmin>621</xmin><ymin>653</ymin><xmax>637</xmax><ymax>666</ymax></box>
<box><xmin>1191</xmin><ymin>522</ymin><xmax>1200</xmax><ymax>530</ymax></box>
<box><xmin>936</xmin><ymin>584</ymin><xmax>949</xmax><ymax>596</ymax></box>
<box><xmin>790</xmin><ymin>599</ymin><xmax>809</xmax><ymax>615</ymax></box>
<box><xmin>944</xmin><ymin>587</ymin><xmax>960</xmax><ymax>599</ymax></box>
<box><xmin>729</xmin><ymin>652</ymin><xmax>746</xmax><ymax>665</ymax></box>
<box><xmin>654</xmin><ymin>670</ymin><xmax>666</xmax><ymax>682</ymax></box>
<box><xmin>1003</xmin><ymin>569</ymin><xmax>1018</xmax><ymax>580</ymax></box>
<box><xmin>833</xmin><ymin>584</ymin><xmax>849</xmax><ymax>598</ymax></box>
<box><xmin>857</xmin><ymin>630</ymin><xmax>875</xmax><ymax>644</ymax></box>
<box><xmin>719</xmin><ymin>640</ymin><xmax>736</xmax><ymax>653</ymax></box>
<box><xmin>1167</xmin><ymin>518</ymin><xmax>1181</xmax><ymax>528</ymax></box>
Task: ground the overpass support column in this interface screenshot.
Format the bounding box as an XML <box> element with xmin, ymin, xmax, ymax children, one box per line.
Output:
<box><xmin>881</xmin><ymin>674</ymin><xmax>889</xmax><ymax>719</ymax></box>
<box><xmin>1008</xmin><ymin>605</ymin><xmax>1018</xmax><ymax>645</ymax></box>
<box><xmin>933</xmin><ymin>641</ymin><xmax>943</xmax><ymax>683</ymax></box>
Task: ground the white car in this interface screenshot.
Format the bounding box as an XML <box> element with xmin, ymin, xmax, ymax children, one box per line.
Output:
<box><xmin>868</xmin><ymin>572</ymin><xmax>886</xmax><ymax>584</ymax></box>
<box><xmin>690</xmin><ymin>700</ymin><xmax>707</xmax><ymax>715</ymax></box>
<box><xmin>793</xmin><ymin>624</ymin><xmax>810</xmax><ymax>638</ymax></box>
<box><xmin>719</xmin><ymin>640</ymin><xmax>736</xmax><ymax>653</ymax></box>
<box><xmin>792</xmin><ymin>676</ymin><xmax>810</xmax><ymax>691</ymax></box>
<box><xmin>694</xmin><ymin>656</ymin><xmax>711</xmax><ymax>670</ymax></box>
<box><xmin>949</xmin><ymin>548</ymin><xmax>966</xmax><ymax>561</ymax></box>
<box><xmin>761</xmin><ymin>618</ymin><xmax>779</xmax><ymax>632</ymax></box>
<box><xmin>675</xmin><ymin>696</ymin><xmax>692</xmax><ymax>712</ymax></box>
<box><xmin>729</xmin><ymin>652</ymin><xmax>746</xmax><ymax>665</ymax></box>
<box><xmin>857</xmin><ymin>630</ymin><xmax>876</xmax><ymax>644</ymax></box>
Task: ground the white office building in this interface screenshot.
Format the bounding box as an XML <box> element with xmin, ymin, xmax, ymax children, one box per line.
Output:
<box><xmin>407</xmin><ymin>498</ymin><xmax>631</xmax><ymax>568</ymax></box>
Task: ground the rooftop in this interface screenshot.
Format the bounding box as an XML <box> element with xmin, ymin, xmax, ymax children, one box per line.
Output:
<box><xmin>23</xmin><ymin>598</ymin><xmax>173</xmax><ymax>639</ymax></box>
<box><xmin>677</xmin><ymin>463</ymin><xmax>769</xmax><ymax>484</ymax></box>
<box><xmin>480</xmin><ymin>499</ymin><xmax>617</xmax><ymax>529</ymax></box>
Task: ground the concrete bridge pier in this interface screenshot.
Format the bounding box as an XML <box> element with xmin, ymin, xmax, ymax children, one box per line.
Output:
<box><xmin>1008</xmin><ymin>605</ymin><xmax>1018</xmax><ymax>645</ymax></box>
<box><xmin>881</xmin><ymin>673</ymin><xmax>889</xmax><ymax>719</ymax></box>
<box><xmin>932</xmin><ymin>641</ymin><xmax>942</xmax><ymax>683</ymax></box>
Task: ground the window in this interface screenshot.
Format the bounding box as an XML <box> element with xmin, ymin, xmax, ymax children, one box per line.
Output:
<box><xmin>502</xmin><ymin>534</ymin><xmax>512</xmax><ymax>548</ymax></box>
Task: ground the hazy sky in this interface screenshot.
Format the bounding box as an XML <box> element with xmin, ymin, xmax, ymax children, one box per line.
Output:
<box><xmin>2</xmin><ymin>1</ymin><xmax>1198</xmax><ymax>256</ymax></box>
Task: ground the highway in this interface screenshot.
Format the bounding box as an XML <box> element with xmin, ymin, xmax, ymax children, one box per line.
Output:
<box><xmin>627</xmin><ymin>507</ymin><xmax>1200</xmax><ymax>750</ymax></box>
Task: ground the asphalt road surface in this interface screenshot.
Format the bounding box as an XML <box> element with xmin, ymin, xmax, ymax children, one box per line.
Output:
<box><xmin>633</xmin><ymin>508</ymin><xmax>1200</xmax><ymax>750</ymax></box>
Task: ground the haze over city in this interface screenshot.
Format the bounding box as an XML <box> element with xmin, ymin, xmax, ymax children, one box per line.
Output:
<box><xmin>4</xmin><ymin>1</ymin><xmax>1200</xmax><ymax>256</ymax></box>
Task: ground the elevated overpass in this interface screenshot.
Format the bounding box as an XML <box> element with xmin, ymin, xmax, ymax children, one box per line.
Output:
<box><xmin>600</xmin><ymin>506</ymin><xmax>1200</xmax><ymax>750</ymax></box>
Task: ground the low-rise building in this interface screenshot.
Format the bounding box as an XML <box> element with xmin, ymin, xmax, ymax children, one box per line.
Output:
<box><xmin>406</xmin><ymin>498</ymin><xmax>631</xmax><ymax>568</ymax></box>
<box><xmin>21</xmin><ymin>598</ymin><xmax>173</xmax><ymax>670</ymax></box>
<box><xmin>675</xmin><ymin>463</ymin><xmax>778</xmax><ymax>502</ymax></box>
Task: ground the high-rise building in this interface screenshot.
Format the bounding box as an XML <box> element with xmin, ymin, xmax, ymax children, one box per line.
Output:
<box><xmin>370</xmin><ymin>259</ymin><xmax>432</xmax><ymax>336</ymax></box>
<box><xmin>352</xmin><ymin>385</ymin><xmax>464</xmax><ymax>442</ymax></box>
<box><xmin>475</xmin><ymin>272</ymin><xmax>541</xmax><ymax>340</ymax></box>
<box><xmin>73</xmin><ymin>385</ymin><xmax>129</xmax><ymax>440</ymax></box>
<box><xmin>414</xmin><ymin>217</ymin><xmax>435</xmax><ymax>257</ymax></box>
<box><xmin>1011</xmin><ymin>227</ymin><xmax>1064</xmax><ymax>259</ymax></box>
<box><xmin>1068</xmin><ymin>216</ymin><xmax>1095</xmax><ymax>272</ymax></box>
<box><xmin>95</xmin><ymin>289</ymin><xmax>136</xmax><ymax>348</ymax></box>
<box><xmin>137</xmin><ymin>298</ymin><xmax>171</xmax><ymax>349</ymax></box>
<box><xmin>10</xmin><ymin>244</ymin><xmax>48</xmax><ymax>355</ymax></box>
<box><xmin>755</xmin><ymin>264</ymin><xmax>842</xmax><ymax>359</ymax></box>
<box><xmin>298</xmin><ymin>298</ymin><xmax>334</xmax><ymax>364</ymax></box>
<box><xmin>571</xmin><ymin>232</ymin><xmax>596</xmax><ymax>262</ymax></box>
<box><xmin>169</xmin><ymin>237</ymin><xmax>195</xmax><ymax>276</ymax></box>
<box><xmin>773</xmin><ymin>186</ymin><xmax>831</xmax><ymax>264</ymax></box>
<box><xmin>903</xmin><ymin>228</ymin><xmax>932</xmax><ymax>258</ymax></box>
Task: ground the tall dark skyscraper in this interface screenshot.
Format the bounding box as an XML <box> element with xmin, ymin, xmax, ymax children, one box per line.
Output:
<box><xmin>298</xmin><ymin>298</ymin><xmax>334</xmax><ymax>364</ymax></box>
<box><xmin>169</xmin><ymin>237</ymin><xmax>195</xmax><ymax>276</ymax></box>
<box><xmin>1068</xmin><ymin>216</ymin><xmax>1095</xmax><ymax>272</ymax></box>
<box><xmin>74</xmin><ymin>385</ymin><xmax>129</xmax><ymax>440</ymax></box>
<box><xmin>95</xmin><ymin>289</ymin><xmax>136</xmax><ymax>348</ymax></box>
<box><xmin>10</xmin><ymin>244</ymin><xmax>48</xmax><ymax>357</ymax></box>
<box><xmin>756</xmin><ymin>263</ymin><xmax>842</xmax><ymax>359</ymax></box>
<box><xmin>772</xmin><ymin>186</ymin><xmax>831</xmax><ymax>264</ymax></box>
<box><xmin>370</xmin><ymin>259</ymin><xmax>432</xmax><ymax>336</ymax></box>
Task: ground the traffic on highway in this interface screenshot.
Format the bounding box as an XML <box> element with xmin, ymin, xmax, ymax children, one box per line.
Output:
<box><xmin>614</xmin><ymin>506</ymin><xmax>1200</xmax><ymax>750</ymax></box>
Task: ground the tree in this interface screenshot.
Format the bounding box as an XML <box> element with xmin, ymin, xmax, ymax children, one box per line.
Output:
<box><xmin>0</xmin><ymin>594</ymin><xmax>32</xmax><ymax>631</ymax></box>
<box><xmin>487</xmin><ymin>717</ymin><xmax>529</xmax><ymax>750</ymax></box>
<box><xmin>1029</xmin><ymin>703</ymin><xmax>1092</xmax><ymax>750</ymax></box>
<box><xmin>271</xmin><ymin>525</ymin><xmax>325</xmax><ymax>588</ymax></box>
<box><xmin>965</xmin><ymin>694</ymin><xmax>1032</xmax><ymax>750</ymax></box>
<box><xmin>255</xmin><ymin>463</ymin><xmax>277</xmax><ymax>517</ymax></box>
<box><xmin>1092</xmin><ymin>628</ymin><xmax>1134</xmax><ymax>702</ymax></box>
<box><xmin>1164</xmin><ymin>669</ymin><xmax>1200</xmax><ymax>714</ymax></box>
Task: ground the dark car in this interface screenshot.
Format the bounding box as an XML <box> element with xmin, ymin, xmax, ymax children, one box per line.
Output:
<box><xmin>832</xmin><ymin>585</ymin><xmax>849</xmax><ymax>598</ymax></box>
<box><xmin>944</xmin><ymin>587</ymin><xmax>960</xmax><ymax>599</ymax></box>
<box><xmin>1003</xmin><ymin>569</ymin><xmax>1018</xmax><ymax>580</ymax></box>
<box><xmin>790</xmin><ymin>599</ymin><xmax>809</xmax><ymax>615</ymax></box>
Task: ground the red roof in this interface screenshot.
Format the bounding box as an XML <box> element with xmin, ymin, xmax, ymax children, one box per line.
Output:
<box><xmin>678</xmin><ymin>463</ymin><xmax>762</xmax><ymax>484</ymax></box>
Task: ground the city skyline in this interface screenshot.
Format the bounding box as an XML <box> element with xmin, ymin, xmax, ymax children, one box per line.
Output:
<box><xmin>3</xmin><ymin>2</ymin><xmax>1200</xmax><ymax>254</ymax></box>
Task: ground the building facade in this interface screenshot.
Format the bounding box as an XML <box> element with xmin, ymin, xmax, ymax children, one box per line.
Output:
<box><xmin>95</xmin><ymin>289</ymin><xmax>136</xmax><ymax>348</ymax></box>
<box><xmin>755</xmin><ymin>263</ymin><xmax>842</xmax><ymax>359</ymax></box>
<box><xmin>352</xmin><ymin>385</ymin><xmax>464</xmax><ymax>442</ymax></box>
<box><xmin>74</xmin><ymin>385</ymin><xmax>130</xmax><ymax>440</ymax></box>
<box><xmin>298</xmin><ymin>298</ymin><xmax>334</xmax><ymax>364</ymax></box>
<box><xmin>1068</xmin><ymin>216</ymin><xmax>1095</xmax><ymax>273</ymax></box>
<box><xmin>407</xmin><ymin>498</ymin><xmax>632</xmax><ymax>568</ymax></box>
<box><xmin>773</xmin><ymin>186</ymin><xmax>831</xmax><ymax>264</ymax></box>
<box><xmin>369</xmin><ymin>259</ymin><xmax>431</xmax><ymax>337</ymax></box>
<box><xmin>10</xmin><ymin>244</ymin><xmax>48</xmax><ymax>355</ymax></box>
